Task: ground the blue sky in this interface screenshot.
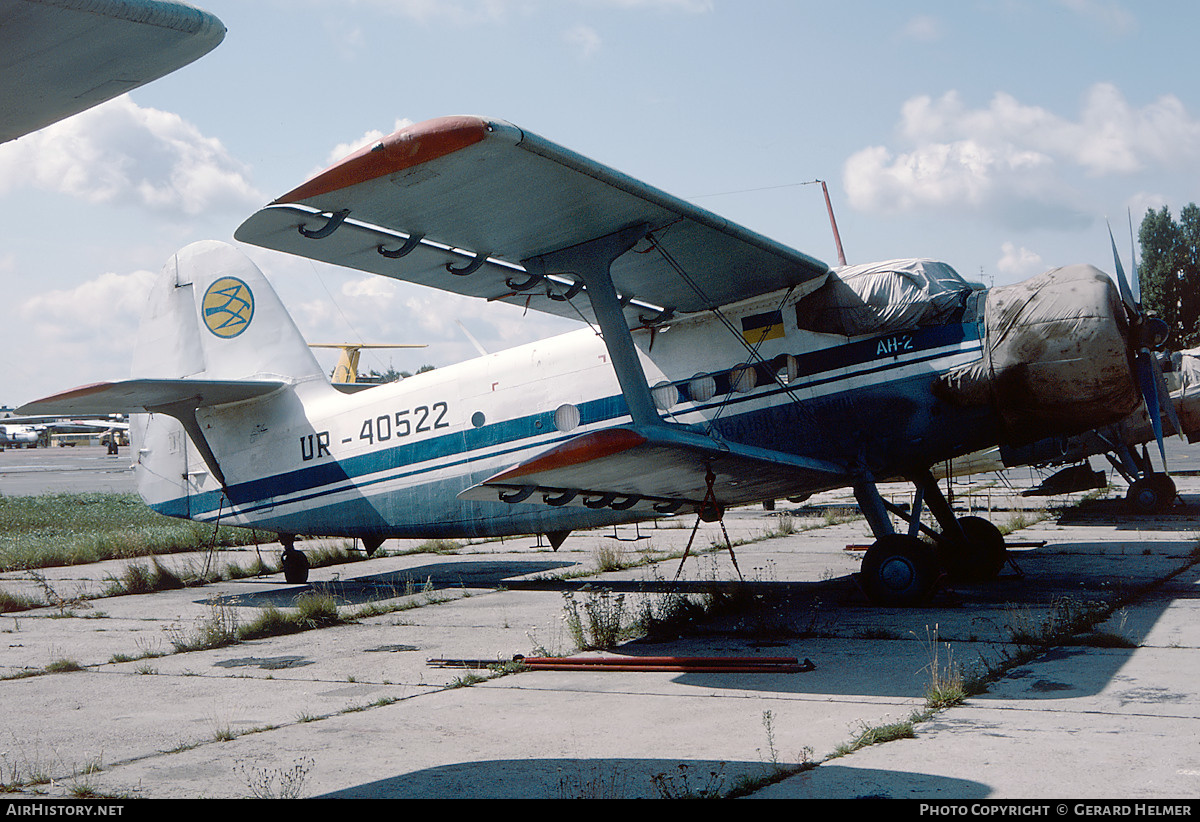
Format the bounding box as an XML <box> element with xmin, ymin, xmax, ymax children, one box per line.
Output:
<box><xmin>3</xmin><ymin>0</ymin><xmax>1199</xmax><ymax>404</ymax></box>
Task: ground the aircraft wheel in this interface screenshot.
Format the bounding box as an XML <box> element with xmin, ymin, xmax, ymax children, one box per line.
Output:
<box><xmin>281</xmin><ymin>549</ymin><xmax>309</xmax><ymax>584</ymax></box>
<box><xmin>938</xmin><ymin>516</ymin><xmax>1007</xmax><ymax>582</ymax></box>
<box><xmin>1127</xmin><ymin>475</ymin><xmax>1173</xmax><ymax>515</ymax></box>
<box><xmin>1151</xmin><ymin>473</ymin><xmax>1177</xmax><ymax>507</ymax></box>
<box><xmin>859</xmin><ymin>534</ymin><xmax>940</xmax><ymax>607</ymax></box>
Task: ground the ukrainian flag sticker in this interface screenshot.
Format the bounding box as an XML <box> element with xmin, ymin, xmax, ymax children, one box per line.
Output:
<box><xmin>741</xmin><ymin>310</ymin><xmax>784</xmax><ymax>345</ymax></box>
<box><xmin>202</xmin><ymin>276</ymin><xmax>255</xmax><ymax>338</ymax></box>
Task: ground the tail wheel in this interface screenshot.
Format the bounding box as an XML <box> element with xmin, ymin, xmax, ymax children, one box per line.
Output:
<box><xmin>281</xmin><ymin>549</ymin><xmax>309</xmax><ymax>584</ymax></box>
<box><xmin>937</xmin><ymin>516</ymin><xmax>1007</xmax><ymax>582</ymax></box>
<box><xmin>859</xmin><ymin>534</ymin><xmax>940</xmax><ymax>607</ymax></box>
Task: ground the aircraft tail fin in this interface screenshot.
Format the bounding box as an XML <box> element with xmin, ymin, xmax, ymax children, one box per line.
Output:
<box><xmin>133</xmin><ymin>240</ymin><xmax>326</xmax><ymax>384</ymax></box>
<box><xmin>22</xmin><ymin>241</ymin><xmax>329</xmax><ymax>515</ymax></box>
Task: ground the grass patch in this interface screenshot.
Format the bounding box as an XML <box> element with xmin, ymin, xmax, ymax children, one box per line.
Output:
<box><xmin>833</xmin><ymin>719</ymin><xmax>916</xmax><ymax>757</ymax></box>
<box><xmin>238</xmin><ymin>593</ymin><xmax>345</xmax><ymax>640</ymax></box>
<box><xmin>0</xmin><ymin>493</ymin><xmax>269</xmax><ymax>573</ymax></box>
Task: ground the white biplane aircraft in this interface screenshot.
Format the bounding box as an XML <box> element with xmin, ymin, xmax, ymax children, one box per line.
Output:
<box><xmin>19</xmin><ymin>115</ymin><xmax>1182</xmax><ymax>606</ymax></box>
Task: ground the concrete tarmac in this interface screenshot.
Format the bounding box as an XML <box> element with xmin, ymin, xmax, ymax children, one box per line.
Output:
<box><xmin>0</xmin><ymin>447</ymin><xmax>1198</xmax><ymax>800</ymax></box>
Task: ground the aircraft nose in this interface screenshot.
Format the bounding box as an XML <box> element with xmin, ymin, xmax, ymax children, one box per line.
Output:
<box><xmin>934</xmin><ymin>264</ymin><xmax>1140</xmax><ymax>444</ymax></box>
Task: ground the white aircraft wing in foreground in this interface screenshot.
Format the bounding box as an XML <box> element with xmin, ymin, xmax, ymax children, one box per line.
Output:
<box><xmin>1</xmin><ymin>0</ymin><xmax>226</xmax><ymax>144</ymax></box>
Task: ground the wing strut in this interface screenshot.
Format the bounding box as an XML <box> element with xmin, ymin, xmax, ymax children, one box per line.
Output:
<box><xmin>525</xmin><ymin>224</ymin><xmax>659</xmax><ymax>427</ymax></box>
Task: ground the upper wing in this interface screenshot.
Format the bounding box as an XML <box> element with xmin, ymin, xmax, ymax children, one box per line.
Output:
<box><xmin>235</xmin><ymin>116</ymin><xmax>829</xmax><ymax>327</ymax></box>
<box><xmin>1</xmin><ymin>0</ymin><xmax>226</xmax><ymax>144</ymax></box>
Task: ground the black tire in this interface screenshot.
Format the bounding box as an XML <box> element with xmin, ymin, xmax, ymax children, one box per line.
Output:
<box><xmin>281</xmin><ymin>549</ymin><xmax>309</xmax><ymax>584</ymax></box>
<box><xmin>1127</xmin><ymin>476</ymin><xmax>1171</xmax><ymax>515</ymax></box>
<box><xmin>1150</xmin><ymin>473</ymin><xmax>1177</xmax><ymax>508</ymax></box>
<box><xmin>859</xmin><ymin>534</ymin><xmax>940</xmax><ymax>607</ymax></box>
<box><xmin>938</xmin><ymin>515</ymin><xmax>1007</xmax><ymax>582</ymax></box>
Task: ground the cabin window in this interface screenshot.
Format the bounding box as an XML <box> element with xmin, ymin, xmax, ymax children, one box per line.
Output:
<box><xmin>730</xmin><ymin>365</ymin><xmax>757</xmax><ymax>394</ymax></box>
<box><xmin>687</xmin><ymin>373</ymin><xmax>717</xmax><ymax>402</ymax></box>
<box><xmin>554</xmin><ymin>403</ymin><xmax>580</xmax><ymax>432</ymax></box>
<box><xmin>651</xmin><ymin>382</ymin><xmax>678</xmax><ymax>411</ymax></box>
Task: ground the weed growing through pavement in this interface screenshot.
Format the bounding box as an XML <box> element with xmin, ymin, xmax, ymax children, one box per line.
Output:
<box><xmin>916</xmin><ymin>625</ymin><xmax>969</xmax><ymax>711</ymax></box>
<box><xmin>650</xmin><ymin>762</ymin><xmax>726</xmax><ymax>799</ymax></box>
<box><xmin>561</xmin><ymin>587</ymin><xmax>628</xmax><ymax>650</ymax></box>
<box><xmin>236</xmin><ymin>756</ymin><xmax>314</xmax><ymax>799</ymax></box>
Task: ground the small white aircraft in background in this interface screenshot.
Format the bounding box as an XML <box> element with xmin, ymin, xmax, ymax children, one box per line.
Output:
<box><xmin>0</xmin><ymin>422</ymin><xmax>41</xmax><ymax>449</ymax></box>
<box><xmin>19</xmin><ymin>115</ymin><xmax>1184</xmax><ymax>605</ymax></box>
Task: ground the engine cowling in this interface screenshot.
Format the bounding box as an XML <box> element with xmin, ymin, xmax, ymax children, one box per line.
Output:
<box><xmin>935</xmin><ymin>264</ymin><xmax>1140</xmax><ymax>445</ymax></box>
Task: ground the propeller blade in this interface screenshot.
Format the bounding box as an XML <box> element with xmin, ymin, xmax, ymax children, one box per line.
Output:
<box><xmin>1128</xmin><ymin>209</ymin><xmax>1142</xmax><ymax>308</ymax></box>
<box><xmin>1108</xmin><ymin>221</ymin><xmax>1138</xmax><ymax>314</ymax></box>
<box><xmin>1136</xmin><ymin>350</ymin><xmax>1168</xmax><ymax>469</ymax></box>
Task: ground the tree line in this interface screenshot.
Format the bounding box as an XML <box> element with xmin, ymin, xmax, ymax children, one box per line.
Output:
<box><xmin>1139</xmin><ymin>203</ymin><xmax>1200</xmax><ymax>349</ymax></box>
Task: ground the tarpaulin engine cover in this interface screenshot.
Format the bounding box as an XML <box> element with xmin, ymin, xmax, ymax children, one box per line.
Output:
<box><xmin>1169</xmin><ymin>348</ymin><xmax>1200</xmax><ymax>442</ymax></box>
<box><xmin>795</xmin><ymin>258</ymin><xmax>982</xmax><ymax>336</ymax></box>
<box><xmin>935</xmin><ymin>264</ymin><xmax>1140</xmax><ymax>443</ymax></box>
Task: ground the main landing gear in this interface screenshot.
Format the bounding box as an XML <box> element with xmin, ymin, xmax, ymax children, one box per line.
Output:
<box><xmin>1125</xmin><ymin>472</ymin><xmax>1176</xmax><ymax>515</ymax></box>
<box><xmin>1103</xmin><ymin>442</ymin><xmax>1177</xmax><ymax>515</ymax></box>
<box><xmin>853</xmin><ymin>469</ymin><xmax>1008</xmax><ymax>607</ymax></box>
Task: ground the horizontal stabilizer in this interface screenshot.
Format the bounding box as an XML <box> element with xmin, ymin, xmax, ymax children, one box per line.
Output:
<box><xmin>458</xmin><ymin>426</ymin><xmax>846</xmax><ymax>517</ymax></box>
<box><xmin>17</xmin><ymin>379</ymin><xmax>285</xmax><ymax>417</ymax></box>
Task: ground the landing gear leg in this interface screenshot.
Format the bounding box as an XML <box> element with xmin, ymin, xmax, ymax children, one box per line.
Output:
<box><xmin>280</xmin><ymin>534</ymin><xmax>309</xmax><ymax>584</ymax></box>
<box><xmin>854</xmin><ymin>480</ymin><xmax>940</xmax><ymax>607</ymax></box>
<box><xmin>853</xmin><ymin>469</ymin><xmax>1009</xmax><ymax>606</ymax></box>
<box><xmin>907</xmin><ymin>469</ymin><xmax>1007</xmax><ymax>582</ymax></box>
<box><xmin>1108</xmin><ymin>443</ymin><xmax>1178</xmax><ymax>515</ymax></box>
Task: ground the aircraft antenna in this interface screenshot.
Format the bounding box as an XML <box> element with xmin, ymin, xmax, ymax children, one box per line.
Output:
<box><xmin>803</xmin><ymin>180</ymin><xmax>847</xmax><ymax>266</ymax></box>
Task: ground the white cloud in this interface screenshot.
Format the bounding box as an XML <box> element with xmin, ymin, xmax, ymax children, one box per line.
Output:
<box><xmin>997</xmin><ymin>241</ymin><xmax>1044</xmax><ymax>278</ymax></box>
<box><xmin>18</xmin><ymin>270</ymin><xmax>156</xmax><ymax>376</ymax></box>
<box><xmin>844</xmin><ymin>83</ymin><xmax>1200</xmax><ymax>229</ymax></box>
<box><xmin>0</xmin><ymin>96</ymin><xmax>262</xmax><ymax>216</ymax></box>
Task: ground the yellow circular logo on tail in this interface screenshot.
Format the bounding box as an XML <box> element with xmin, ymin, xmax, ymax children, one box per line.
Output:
<box><xmin>202</xmin><ymin>277</ymin><xmax>254</xmax><ymax>338</ymax></box>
